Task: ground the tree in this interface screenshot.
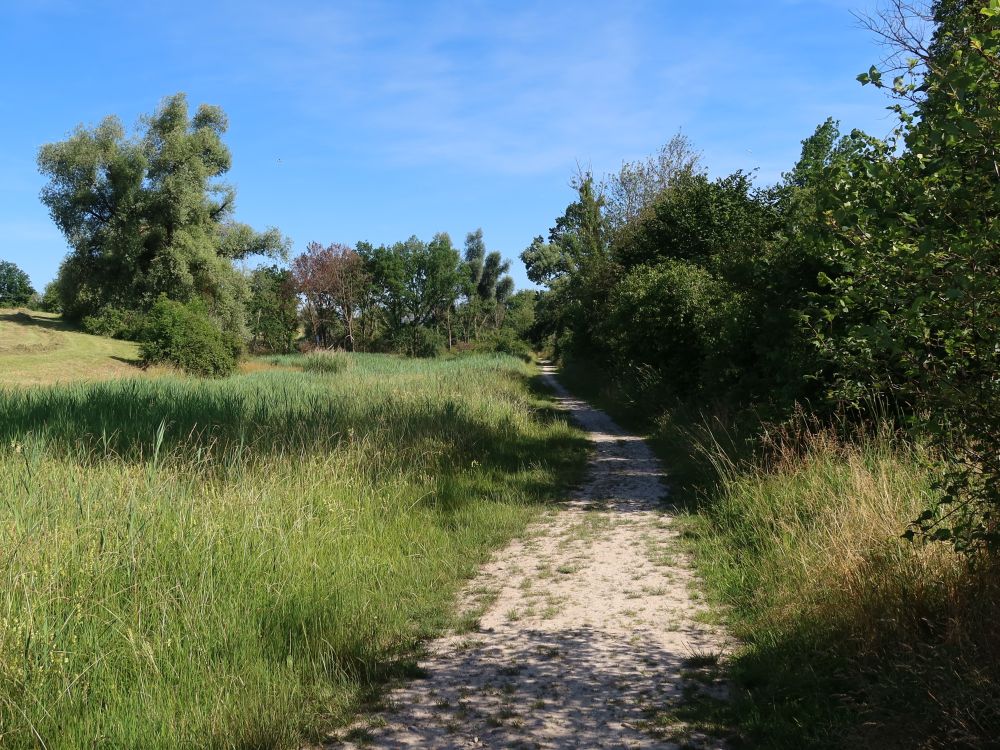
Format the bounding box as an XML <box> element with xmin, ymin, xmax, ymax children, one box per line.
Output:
<box><xmin>364</xmin><ymin>234</ymin><xmax>462</xmax><ymax>336</ymax></box>
<box><xmin>37</xmin><ymin>93</ymin><xmax>287</xmax><ymax>342</ymax></box>
<box><xmin>292</xmin><ymin>242</ymin><xmax>372</xmax><ymax>349</ymax></box>
<box><xmin>0</xmin><ymin>261</ymin><xmax>35</xmax><ymax>307</ymax></box>
<box><xmin>521</xmin><ymin>173</ymin><xmax>612</xmax><ymax>360</ymax></box>
<box><xmin>459</xmin><ymin>229</ymin><xmax>514</xmax><ymax>338</ymax></box>
<box><xmin>602</xmin><ymin>132</ymin><xmax>703</xmax><ymax>233</ymax></box>
<box><xmin>247</xmin><ymin>265</ymin><xmax>299</xmax><ymax>353</ymax></box>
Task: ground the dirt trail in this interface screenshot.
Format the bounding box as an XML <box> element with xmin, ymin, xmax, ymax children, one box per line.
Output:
<box><xmin>330</xmin><ymin>365</ymin><xmax>730</xmax><ymax>749</ymax></box>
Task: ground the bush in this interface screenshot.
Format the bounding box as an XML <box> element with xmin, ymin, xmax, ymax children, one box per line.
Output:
<box><xmin>469</xmin><ymin>329</ymin><xmax>533</xmax><ymax>362</ymax></box>
<box><xmin>139</xmin><ymin>298</ymin><xmax>238</xmax><ymax>377</ymax></box>
<box><xmin>390</xmin><ymin>325</ymin><xmax>445</xmax><ymax>358</ymax></box>
<box><xmin>604</xmin><ymin>260</ymin><xmax>746</xmax><ymax>399</ymax></box>
<box><xmin>82</xmin><ymin>306</ymin><xmax>142</xmax><ymax>339</ymax></box>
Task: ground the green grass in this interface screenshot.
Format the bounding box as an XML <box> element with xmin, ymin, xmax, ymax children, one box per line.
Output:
<box><xmin>261</xmin><ymin>350</ymin><xmax>354</xmax><ymax>374</ymax></box>
<box><xmin>0</xmin><ymin>353</ymin><xmax>587</xmax><ymax>748</ymax></box>
<box><xmin>0</xmin><ymin>309</ymin><xmax>142</xmax><ymax>385</ymax></box>
<box><xmin>677</xmin><ymin>428</ymin><xmax>1000</xmax><ymax>749</ymax></box>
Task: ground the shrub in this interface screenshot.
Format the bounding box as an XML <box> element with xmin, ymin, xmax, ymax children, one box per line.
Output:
<box><xmin>604</xmin><ymin>259</ymin><xmax>746</xmax><ymax>399</ymax></box>
<box><xmin>390</xmin><ymin>325</ymin><xmax>445</xmax><ymax>358</ymax></box>
<box><xmin>301</xmin><ymin>351</ymin><xmax>351</xmax><ymax>374</ymax></box>
<box><xmin>469</xmin><ymin>329</ymin><xmax>533</xmax><ymax>362</ymax></box>
<box><xmin>139</xmin><ymin>298</ymin><xmax>238</xmax><ymax>377</ymax></box>
<box><xmin>82</xmin><ymin>306</ymin><xmax>142</xmax><ymax>339</ymax></box>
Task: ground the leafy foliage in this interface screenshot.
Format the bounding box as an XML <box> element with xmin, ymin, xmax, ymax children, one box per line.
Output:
<box><xmin>815</xmin><ymin>0</ymin><xmax>1000</xmax><ymax>551</ymax></box>
<box><xmin>0</xmin><ymin>261</ymin><xmax>35</xmax><ymax>307</ymax></box>
<box><xmin>37</xmin><ymin>94</ymin><xmax>287</xmax><ymax>343</ymax></box>
<box><xmin>81</xmin><ymin>305</ymin><xmax>142</xmax><ymax>339</ymax></box>
<box><xmin>292</xmin><ymin>242</ymin><xmax>371</xmax><ymax>349</ymax></box>
<box><xmin>527</xmin><ymin>1</ymin><xmax>1000</xmax><ymax>553</ymax></box>
<box><xmin>247</xmin><ymin>265</ymin><xmax>299</xmax><ymax>354</ymax></box>
<box><xmin>289</xmin><ymin>229</ymin><xmax>526</xmax><ymax>357</ymax></box>
<box><xmin>139</xmin><ymin>297</ymin><xmax>238</xmax><ymax>376</ymax></box>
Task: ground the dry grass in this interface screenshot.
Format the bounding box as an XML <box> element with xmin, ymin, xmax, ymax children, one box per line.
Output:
<box><xmin>680</xmin><ymin>423</ymin><xmax>1000</xmax><ymax>749</ymax></box>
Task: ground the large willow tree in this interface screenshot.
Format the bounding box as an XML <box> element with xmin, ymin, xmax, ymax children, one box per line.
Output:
<box><xmin>38</xmin><ymin>93</ymin><xmax>287</xmax><ymax>339</ymax></box>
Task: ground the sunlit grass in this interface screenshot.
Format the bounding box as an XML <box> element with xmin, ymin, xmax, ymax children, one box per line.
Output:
<box><xmin>0</xmin><ymin>353</ymin><xmax>587</xmax><ymax>748</ymax></box>
<box><xmin>677</xmin><ymin>424</ymin><xmax>999</xmax><ymax>749</ymax></box>
<box><xmin>0</xmin><ymin>309</ymin><xmax>143</xmax><ymax>385</ymax></box>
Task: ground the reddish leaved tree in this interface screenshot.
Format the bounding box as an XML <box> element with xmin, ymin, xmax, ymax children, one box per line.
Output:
<box><xmin>291</xmin><ymin>242</ymin><xmax>372</xmax><ymax>350</ymax></box>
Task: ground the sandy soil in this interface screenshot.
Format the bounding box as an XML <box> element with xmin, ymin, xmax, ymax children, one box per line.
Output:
<box><xmin>329</xmin><ymin>365</ymin><xmax>730</xmax><ymax>749</ymax></box>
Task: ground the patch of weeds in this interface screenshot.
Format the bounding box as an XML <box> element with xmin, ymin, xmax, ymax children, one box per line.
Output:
<box><xmin>343</xmin><ymin>726</ymin><xmax>376</xmax><ymax>744</ymax></box>
<box><xmin>692</xmin><ymin>608</ymin><xmax>724</xmax><ymax>626</ymax></box>
<box><xmin>541</xmin><ymin>601</ymin><xmax>562</xmax><ymax>619</ymax></box>
<box><xmin>684</xmin><ymin>652</ymin><xmax>721</xmax><ymax>670</ymax></box>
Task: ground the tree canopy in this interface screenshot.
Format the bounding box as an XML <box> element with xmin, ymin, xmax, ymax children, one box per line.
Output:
<box><xmin>0</xmin><ymin>261</ymin><xmax>35</xmax><ymax>307</ymax></box>
<box><xmin>38</xmin><ymin>93</ymin><xmax>288</xmax><ymax>340</ymax></box>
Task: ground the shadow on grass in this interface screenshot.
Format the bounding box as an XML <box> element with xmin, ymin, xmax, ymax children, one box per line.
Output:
<box><xmin>109</xmin><ymin>355</ymin><xmax>144</xmax><ymax>367</ymax></box>
<box><xmin>0</xmin><ymin>310</ymin><xmax>76</xmax><ymax>332</ymax></box>
<box><xmin>1</xmin><ymin>367</ymin><xmax>588</xmax><ymax>507</ymax></box>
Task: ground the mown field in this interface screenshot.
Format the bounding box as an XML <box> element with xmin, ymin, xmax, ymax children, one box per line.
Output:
<box><xmin>0</xmin><ymin>350</ymin><xmax>587</xmax><ymax>748</ymax></box>
<box><xmin>0</xmin><ymin>309</ymin><xmax>142</xmax><ymax>385</ymax></box>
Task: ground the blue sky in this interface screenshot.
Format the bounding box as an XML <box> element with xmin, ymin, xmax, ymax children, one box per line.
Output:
<box><xmin>1</xmin><ymin>0</ymin><xmax>894</xmax><ymax>291</ymax></box>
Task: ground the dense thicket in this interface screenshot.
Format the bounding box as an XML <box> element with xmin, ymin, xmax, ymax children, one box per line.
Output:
<box><xmin>526</xmin><ymin>0</ymin><xmax>1000</xmax><ymax>552</ymax></box>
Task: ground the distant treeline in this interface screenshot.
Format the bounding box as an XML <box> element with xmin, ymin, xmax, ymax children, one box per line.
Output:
<box><xmin>33</xmin><ymin>94</ymin><xmax>532</xmax><ymax>374</ymax></box>
<box><xmin>523</xmin><ymin>0</ymin><xmax>1000</xmax><ymax>553</ymax></box>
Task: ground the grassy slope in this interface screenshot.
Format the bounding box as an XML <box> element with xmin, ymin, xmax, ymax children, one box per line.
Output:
<box><xmin>0</xmin><ymin>353</ymin><xmax>588</xmax><ymax>748</ymax></box>
<box><xmin>0</xmin><ymin>309</ymin><xmax>142</xmax><ymax>385</ymax></box>
<box><xmin>558</xmin><ymin>362</ymin><xmax>999</xmax><ymax>749</ymax></box>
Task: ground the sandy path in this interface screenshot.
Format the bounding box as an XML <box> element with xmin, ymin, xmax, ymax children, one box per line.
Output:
<box><xmin>330</xmin><ymin>365</ymin><xmax>729</xmax><ymax>749</ymax></box>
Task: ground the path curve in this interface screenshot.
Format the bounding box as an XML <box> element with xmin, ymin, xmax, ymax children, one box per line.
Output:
<box><xmin>330</xmin><ymin>365</ymin><xmax>729</xmax><ymax>749</ymax></box>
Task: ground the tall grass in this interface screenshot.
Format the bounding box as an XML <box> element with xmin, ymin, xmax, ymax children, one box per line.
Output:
<box><xmin>676</xmin><ymin>421</ymin><xmax>1000</xmax><ymax>749</ymax></box>
<box><xmin>0</xmin><ymin>354</ymin><xmax>586</xmax><ymax>748</ymax></box>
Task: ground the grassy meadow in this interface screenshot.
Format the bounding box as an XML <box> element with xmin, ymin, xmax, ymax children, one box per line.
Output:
<box><xmin>0</xmin><ymin>310</ymin><xmax>142</xmax><ymax>386</ymax></box>
<box><xmin>0</xmin><ymin>351</ymin><xmax>587</xmax><ymax>748</ymax></box>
